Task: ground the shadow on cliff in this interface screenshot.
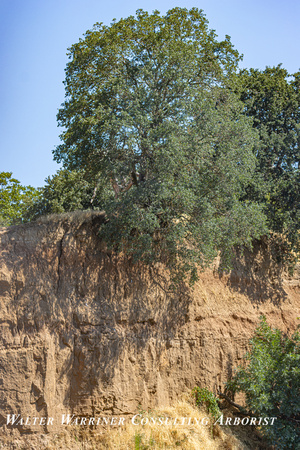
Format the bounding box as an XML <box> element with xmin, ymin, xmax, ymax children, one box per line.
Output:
<box><xmin>67</xmin><ymin>256</ymin><xmax>194</xmax><ymax>412</ymax></box>
<box><xmin>217</xmin><ymin>238</ymin><xmax>288</xmax><ymax>306</ymax></box>
<box><xmin>0</xmin><ymin>212</ymin><xmax>195</xmax><ymax>414</ymax></box>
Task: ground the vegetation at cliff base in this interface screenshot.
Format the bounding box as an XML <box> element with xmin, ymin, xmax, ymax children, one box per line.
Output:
<box><xmin>192</xmin><ymin>387</ymin><xmax>221</xmax><ymax>422</ymax></box>
<box><xmin>226</xmin><ymin>316</ymin><xmax>300</xmax><ymax>449</ymax></box>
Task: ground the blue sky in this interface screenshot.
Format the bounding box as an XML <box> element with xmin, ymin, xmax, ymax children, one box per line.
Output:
<box><xmin>1</xmin><ymin>0</ymin><xmax>299</xmax><ymax>188</ymax></box>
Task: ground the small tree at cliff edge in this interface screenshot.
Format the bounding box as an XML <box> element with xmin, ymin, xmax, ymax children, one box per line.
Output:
<box><xmin>226</xmin><ymin>316</ymin><xmax>300</xmax><ymax>449</ymax></box>
<box><xmin>54</xmin><ymin>8</ymin><xmax>267</xmax><ymax>283</ymax></box>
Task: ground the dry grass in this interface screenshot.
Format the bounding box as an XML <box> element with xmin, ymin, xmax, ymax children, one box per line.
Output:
<box><xmin>35</xmin><ymin>209</ymin><xmax>106</xmax><ymax>225</ymax></box>
<box><xmin>0</xmin><ymin>400</ymin><xmax>246</xmax><ymax>450</ymax></box>
<box><xmin>93</xmin><ymin>401</ymin><xmax>239</xmax><ymax>450</ymax></box>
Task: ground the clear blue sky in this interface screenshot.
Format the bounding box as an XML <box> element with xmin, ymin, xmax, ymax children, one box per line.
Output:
<box><xmin>1</xmin><ymin>0</ymin><xmax>299</xmax><ymax>188</ymax></box>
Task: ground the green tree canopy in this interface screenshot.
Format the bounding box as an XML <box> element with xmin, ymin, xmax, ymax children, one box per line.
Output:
<box><xmin>237</xmin><ymin>66</ymin><xmax>300</xmax><ymax>253</ymax></box>
<box><xmin>0</xmin><ymin>172</ymin><xmax>40</xmax><ymax>226</ymax></box>
<box><xmin>53</xmin><ymin>8</ymin><xmax>267</xmax><ymax>283</ymax></box>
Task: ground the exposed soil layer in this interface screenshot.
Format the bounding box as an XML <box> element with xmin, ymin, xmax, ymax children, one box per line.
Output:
<box><xmin>0</xmin><ymin>211</ymin><xmax>298</xmax><ymax>444</ymax></box>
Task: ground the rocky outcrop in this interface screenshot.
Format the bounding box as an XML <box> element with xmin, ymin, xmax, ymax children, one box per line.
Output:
<box><xmin>0</xmin><ymin>211</ymin><xmax>299</xmax><ymax>435</ymax></box>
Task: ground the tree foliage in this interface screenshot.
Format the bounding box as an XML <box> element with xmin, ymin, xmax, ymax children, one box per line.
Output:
<box><xmin>237</xmin><ymin>66</ymin><xmax>300</xmax><ymax>254</ymax></box>
<box><xmin>227</xmin><ymin>316</ymin><xmax>300</xmax><ymax>449</ymax></box>
<box><xmin>0</xmin><ymin>172</ymin><xmax>40</xmax><ymax>226</ymax></box>
<box><xmin>25</xmin><ymin>169</ymin><xmax>110</xmax><ymax>221</ymax></box>
<box><xmin>193</xmin><ymin>387</ymin><xmax>221</xmax><ymax>421</ymax></box>
<box><xmin>53</xmin><ymin>7</ymin><xmax>267</xmax><ymax>283</ymax></box>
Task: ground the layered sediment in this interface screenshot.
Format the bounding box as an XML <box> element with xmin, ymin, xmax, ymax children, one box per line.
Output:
<box><xmin>0</xmin><ymin>211</ymin><xmax>299</xmax><ymax>436</ymax></box>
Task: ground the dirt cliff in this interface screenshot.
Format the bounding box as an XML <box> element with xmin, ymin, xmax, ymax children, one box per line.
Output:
<box><xmin>0</xmin><ymin>211</ymin><xmax>299</xmax><ymax>438</ymax></box>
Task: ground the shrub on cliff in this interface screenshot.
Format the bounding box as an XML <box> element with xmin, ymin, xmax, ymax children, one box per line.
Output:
<box><xmin>226</xmin><ymin>316</ymin><xmax>300</xmax><ymax>449</ymax></box>
<box><xmin>52</xmin><ymin>8</ymin><xmax>267</xmax><ymax>284</ymax></box>
<box><xmin>24</xmin><ymin>169</ymin><xmax>110</xmax><ymax>221</ymax></box>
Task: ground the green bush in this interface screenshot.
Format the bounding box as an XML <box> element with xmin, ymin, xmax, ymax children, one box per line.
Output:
<box><xmin>227</xmin><ymin>316</ymin><xmax>300</xmax><ymax>449</ymax></box>
<box><xmin>24</xmin><ymin>169</ymin><xmax>111</xmax><ymax>221</ymax></box>
<box><xmin>192</xmin><ymin>387</ymin><xmax>221</xmax><ymax>421</ymax></box>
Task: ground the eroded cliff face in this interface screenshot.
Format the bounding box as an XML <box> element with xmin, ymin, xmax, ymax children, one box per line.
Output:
<box><xmin>0</xmin><ymin>211</ymin><xmax>299</xmax><ymax>435</ymax></box>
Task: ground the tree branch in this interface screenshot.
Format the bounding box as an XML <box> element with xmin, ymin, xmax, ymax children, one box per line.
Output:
<box><xmin>110</xmin><ymin>175</ymin><xmax>135</xmax><ymax>199</ymax></box>
<box><xmin>90</xmin><ymin>185</ymin><xmax>98</xmax><ymax>204</ymax></box>
<box><xmin>217</xmin><ymin>391</ymin><xmax>254</xmax><ymax>416</ymax></box>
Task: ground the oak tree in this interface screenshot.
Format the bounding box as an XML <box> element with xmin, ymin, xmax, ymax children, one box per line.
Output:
<box><xmin>54</xmin><ymin>8</ymin><xmax>266</xmax><ymax>282</ymax></box>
